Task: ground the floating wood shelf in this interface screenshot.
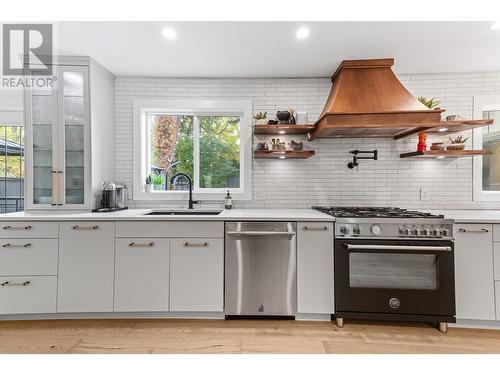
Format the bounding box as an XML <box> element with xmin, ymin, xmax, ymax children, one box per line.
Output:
<box><xmin>254</xmin><ymin>124</ymin><xmax>315</xmax><ymax>135</ymax></box>
<box><xmin>400</xmin><ymin>150</ymin><xmax>492</xmax><ymax>159</ymax></box>
<box><xmin>254</xmin><ymin>150</ymin><xmax>315</xmax><ymax>159</ymax></box>
<box><xmin>393</xmin><ymin>119</ymin><xmax>494</xmax><ymax>140</ymax></box>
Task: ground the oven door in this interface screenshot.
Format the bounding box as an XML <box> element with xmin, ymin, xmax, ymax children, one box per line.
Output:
<box><xmin>335</xmin><ymin>238</ymin><xmax>455</xmax><ymax>317</ymax></box>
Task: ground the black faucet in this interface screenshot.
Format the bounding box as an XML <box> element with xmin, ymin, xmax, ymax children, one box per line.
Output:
<box><xmin>170</xmin><ymin>173</ymin><xmax>200</xmax><ymax>209</ymax></box>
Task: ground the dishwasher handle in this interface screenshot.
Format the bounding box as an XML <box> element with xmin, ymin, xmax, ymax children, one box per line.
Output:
<box><xmin>226</xmin><ymin>230</ymin><xmax>296</xmax><ymax>237</ymax></box>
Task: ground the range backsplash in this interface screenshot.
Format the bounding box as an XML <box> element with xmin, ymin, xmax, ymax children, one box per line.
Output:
<box><xmin>114</xmin><ymin>71</ymin><xmax>500</xmax><ymax>210</ymax></box>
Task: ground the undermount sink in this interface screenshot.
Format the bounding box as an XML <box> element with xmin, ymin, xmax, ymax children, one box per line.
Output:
<box><xmin>144</xmin><ymin>210</ymin><xmax>222</xmax><ymax>216</ymax></box>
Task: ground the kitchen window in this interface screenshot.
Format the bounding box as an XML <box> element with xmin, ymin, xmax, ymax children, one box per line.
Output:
<box><xmin>133</xmin><ymin>99</ymin><xmax>252</xmax><ymax>201</ymax></box>
<box><xmin>473</xmin><ymin>95</ymin><xmax>500</xmax><ymax>201</ymax></box>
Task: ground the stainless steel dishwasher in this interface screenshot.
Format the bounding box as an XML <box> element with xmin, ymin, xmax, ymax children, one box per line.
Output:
<box><xmin>225</xmin><ymin>222</ymin><xmax>297</xmax><ymax>316</ymax></box>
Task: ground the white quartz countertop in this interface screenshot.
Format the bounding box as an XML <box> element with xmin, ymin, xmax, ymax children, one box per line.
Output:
<box><xmin>0</xmin><ymin>208</ymin><xmax>335</xmax><ymax>222</ymax></box>
<box><xmin>435</xmin><ymin>210</ymin><xmax>500</xmax><ymax>224</ymax></box>
<box><xmin>2</xmin><ymin>208</ymin><xmax>500</xmax><ymax>223</ymax></box>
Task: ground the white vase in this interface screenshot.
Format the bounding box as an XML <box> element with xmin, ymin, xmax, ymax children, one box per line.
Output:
<box><xmin>255</xmin><ymin>119</ymin><xmax>268</xmax><ymax>125</ymax></box>
<box><xmin>144</xmin><ymin>184</ymin><xmax>151</xmax><ymax>193</ymax></box>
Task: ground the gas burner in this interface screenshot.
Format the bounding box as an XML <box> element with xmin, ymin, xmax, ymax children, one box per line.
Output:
<box><xmin>312</xmin><ymin>206</ymin><xmax>444</xmax><ymax>219</ymax></box>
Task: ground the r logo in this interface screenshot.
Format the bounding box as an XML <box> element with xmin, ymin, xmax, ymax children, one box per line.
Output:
<box><xmin>2</xmin><ymin>24</ymin><xmax>53</xmax><ymax>76</ymax></box>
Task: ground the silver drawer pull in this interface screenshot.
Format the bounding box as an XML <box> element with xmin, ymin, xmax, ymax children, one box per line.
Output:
<box><xmin>184</xmin><ymin>242</ymin><xmax>209</xmax><ymax>248</ymax></box>
<box><xmin>2</xmin><ymin>225</ymin><xmax>32</xmax><ymax>230</ymax></box>
<box><xmin>303</xmin><ymin>226</ymin><xmax>328</xmax><ymax>231</ymax></box>
<box><xmin>346</xmin><ymin>244</ymin><xmax>452</xmax><ymax>252</ymax></box>
<box><xmin>72</xmin><ymin>225</ymin><xmax>99</xmax><ymax>230</ymax></box>
<box><xmin>1</xmin><ymin>243</ymin><xmax>32</xmax><ymax>248</ymax></box>
<box><xmin>458</xmin><ymin>228</ymin><xmax>489</xmax><ymax>233</ymax></box>
<box><xmin>1</xmin><ymin>281</ymin><xmax>30</xmax><ymax>287</ymax></box>
<box><xmin>128</xmin><ymin>242</ymin><xmax>155</xmax><ymax>247</ymax></box>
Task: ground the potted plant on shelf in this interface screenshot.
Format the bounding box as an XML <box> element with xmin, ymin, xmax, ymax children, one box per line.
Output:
<box><xmin>254</xmin><ymin>112</ymin><xmax>268</xmax><ymax>125</ymax></box>
<box><xmin>446</xmin><ymin>135</ymin><xmax>468</xmax><ymax>151</ymax></box>
<box><xmin>418</xmin><ymin>96</ymin><xmax>441</xmax><ymax>110</ymax></box>
<box><xmin>145</xmin><ymin>175</ymin><xmax>152</xmax><ymax>193</ymax></box>
<box><xmin>151</xmin><ymin>173</ymin><xmax>166</xmax><ymax>190</ymax></box>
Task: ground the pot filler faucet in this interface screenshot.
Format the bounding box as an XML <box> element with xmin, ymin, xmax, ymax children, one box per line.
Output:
<box><xmin>170</xmin><ymin>173</ymin><xmax>200</xmax><ymax>209</ymax></box>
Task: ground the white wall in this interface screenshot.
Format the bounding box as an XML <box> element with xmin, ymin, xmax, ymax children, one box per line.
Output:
<box><xmin>114</xmin><ymin>71</ymin><xmax>500</xmax><ymax>210</ymax></box>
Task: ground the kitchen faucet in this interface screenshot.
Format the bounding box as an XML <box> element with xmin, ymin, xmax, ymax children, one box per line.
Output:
<box><xmin>170</xmin><ymin>173</ymin><xmax>199</xmax><ymax>209</ymax></box>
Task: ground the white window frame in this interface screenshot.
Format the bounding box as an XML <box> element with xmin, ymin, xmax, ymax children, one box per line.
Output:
<box><xmin>133</xmin><ymin>98</ymin><xmax>252</xmax><ymax>201</ymax></box>
<box><xmin>473</xmin><ymin>95</ymin><xmax>500</xmax><ymax>201</ymax></box>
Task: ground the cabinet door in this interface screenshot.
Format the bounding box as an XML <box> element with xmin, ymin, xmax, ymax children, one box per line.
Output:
<box><xmin>114</xmin><ymin>238</ymin><xmax>169</xmax><ymax>312</ymax></box>
<box><xmin>58</xmin><ymin>222</ymin><xmax>115</xmax><ymax>312</ymax></box>
<box><xmin>170</xmin><ymin>238</ymin><xmax>223</xmax><ymax>312</ymax></box>
<box><xmin>297</xmin><ymin>222</ymin><xmax>334</xmax><ymax>314</ymax></box>
<box><xmin>58</xmin><ymin>66</ymin><xmax>90</xmax><ymax>208</ymax></box>
<box><xmin>454</xmin><ymin>223</ymin><xmax>495</xmax><ymax>320</ymax></box>
<box><xmin>24</xmin><ymin>76</ymin><xmax>58</xmax><ymax>209</ymax></box>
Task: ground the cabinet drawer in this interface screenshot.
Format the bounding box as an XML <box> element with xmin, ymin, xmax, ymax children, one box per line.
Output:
<box><xmin>496</xmin><ymin>282</ymin><xmax>500</xmax><ymax>321</ymax></box>
<box><xmin>114</xmin><ymin>238</ymin><xmax>170</xmax><ymax>312</ymax></box>
<box><xmin>494</xmin><ymin>225</ymin><xmax>500</xmax><ymax>242</ymax></box>
<box><xmin>170</xmin><ymin>238</ymin><xmax>223</xmax><ymax>312</ymax></box>
<box><xmin>116</xmin><ymin>221</ymin><xmax>224</xmax><ymax>238</ymax></box>
<box><xmin>0</xmin><ymin>239</ymin><xmax>58</xmax><ymax>276</ymax></box>
<box><xmin>494</xmin><ymin>243</ymin><xmax>500</xmax><ymax>281</ymax></box>
<box><xmin>0</xmin><ymin>222</ymin><xmax>58</xmax><ymax>239</ymax></box>
<box><xmin>0</xmin><ymin>276</ymin><xmax>57</xmax><ymax>314</ymax></box>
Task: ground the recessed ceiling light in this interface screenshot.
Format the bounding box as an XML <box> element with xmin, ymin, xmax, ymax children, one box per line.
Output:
<box><xmin>437</xmin><ymin>156</ymin><xmax>446</xmax><ymax>159</ymax></box>
<box><xmin>279</xmin><ymin>156</ymin><xmax>286</xmax><ymax>159</ymax></box>
<box><xmin>490</xmin><ymin>21</ymin><xmax>500</xmax><ymax>30</ymax></box>
<box><xmin>162</xmin><ymin>27</ymin><xmax>177</xmax><ymax>40</ymax></box>
<box><xmin>278</xmin><ymin>130</ymin><xmax>286</xmax><ymax>134</ymax></box>
<box><xmin>438</xmin><ymin>127</ymin><xmax>448</xmax><ymax>132</ymax></box>
<box><xmin>296</xmin><ymin>27</ymin><xmax>310</xmax><ymax>40</ymax></box>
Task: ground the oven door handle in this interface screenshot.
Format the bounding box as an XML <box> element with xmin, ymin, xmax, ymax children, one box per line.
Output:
<box><xmin>345</xmin><ymin>244</ymin><xmax>452</xmax><ymax>252</ymax></box>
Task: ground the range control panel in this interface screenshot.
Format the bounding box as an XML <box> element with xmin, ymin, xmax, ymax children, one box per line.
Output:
<box><xmin>335</xmin><ymin>222</ymin><xmax>454</xmax><ymax>240</ymax></box>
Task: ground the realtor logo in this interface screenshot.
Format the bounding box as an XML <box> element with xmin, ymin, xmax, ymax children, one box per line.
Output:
<box><xmin>2</xmin><ymin>24</ymin><xmax>53</xmax><ymax>76</ymax></box>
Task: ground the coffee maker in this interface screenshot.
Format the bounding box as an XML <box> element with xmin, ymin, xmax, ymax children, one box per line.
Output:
<box><xmin>94</xmin><ymin>182</ymin><xmax>128</xmax><ymax>212</ymax></box>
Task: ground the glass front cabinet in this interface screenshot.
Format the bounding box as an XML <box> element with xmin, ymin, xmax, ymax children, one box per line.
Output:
<box><xmin>24</xmin><ymin>58</ymin><xmax>114</xmax><ymax>210</ymax></box>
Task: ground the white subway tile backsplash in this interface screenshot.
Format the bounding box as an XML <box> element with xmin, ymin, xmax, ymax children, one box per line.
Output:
<box><xmin>114</xmin><ymin>72</ymin><xmax>500</xmax><ymax>210</ymax></box>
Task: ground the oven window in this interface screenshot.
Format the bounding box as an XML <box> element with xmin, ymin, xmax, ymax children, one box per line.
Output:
<box><xmin>349</xmin><ymin>253</ymin><xmax>438</xmax><ymax>290</ymax></box>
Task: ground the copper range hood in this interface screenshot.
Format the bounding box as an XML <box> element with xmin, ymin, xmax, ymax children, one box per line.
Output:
<box><xmin>308</xmin><ymin>58</ymin><xmax>445</xmax><ymax>140</ymax></box>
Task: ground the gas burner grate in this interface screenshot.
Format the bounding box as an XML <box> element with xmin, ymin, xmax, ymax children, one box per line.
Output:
<box><xmin>312</xmin><ymin>206</ymin><xmax>444</xmax><ymax>219</ymax></box>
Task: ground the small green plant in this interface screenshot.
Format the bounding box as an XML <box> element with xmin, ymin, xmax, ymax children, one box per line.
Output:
<box><xmin>151</xmin><ymin>173</ymin><xmax>165</xmax><ymax>186</ymax></box>
<box><xmin>253</xmin><ymin>111</ymin><xmax>267</xmax><ymax>120</ymax></box>
<box><xmin>449</xmin><ymin>135</ymin><xmax>468</xmax><ymax>144</ymax></box>
<box><xmin>145</xmin><ymin>175</ymin><xmax>152</xmax><ymax>184</ymax></box>
<box><xmin>418</xmin><ymin>96</ymin><xmax>441</xmax><ymax>109</ymax></box>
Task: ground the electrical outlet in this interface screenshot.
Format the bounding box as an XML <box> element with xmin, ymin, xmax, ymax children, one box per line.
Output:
<box><xmin>420</xmin><ymin>187</ymin><xmax>430</xmax><ymax>201</ymax></box>
<box><xmin>254</xmin><ymin>189</ymin><xmax>266</xmax><ymax>200</ymax></box>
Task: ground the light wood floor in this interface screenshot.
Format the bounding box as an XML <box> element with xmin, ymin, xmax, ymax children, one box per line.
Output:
<box><xmin>1</xmin><ymin>319</ymin><xmax>500</xmax><ymax>354</ymax></box>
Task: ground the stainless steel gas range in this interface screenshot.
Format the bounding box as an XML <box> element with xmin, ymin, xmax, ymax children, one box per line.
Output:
<box><xmin>313</xmin><ymin>206</ymin><xmax>456</xmax><ymax>333</ymax></box>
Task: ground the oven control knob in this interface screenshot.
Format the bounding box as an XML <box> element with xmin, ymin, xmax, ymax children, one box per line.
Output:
<box><xmin>430</xmin><ymin>228</ymin><xmax>439</xmax><ymax>236</ymax></box>
<box><xmin>370</xmin><ymin>224</ymin><xmax>382</xmax><ymax>236</ymax></box>
<box><xmin>353</xmin><ymin>226</ymin><xmax>361</xmax><ymax>235</ymax></box>
<box><xmin>402</xmin><ymin>228</ymin><xmax>411</xmax><ymax>236</ymax></box>
<box><xmin>421</xmin><ymin>228</ymin><xmax>429</xmax><ymax>236</ymax></box>
<box><xmin>340</xmin><ymin>226</ymin><xmax>350</xmax><ymax>235</ymax></box>
<box><xmin>411</xmin><ymin>228</ymin><xmax>419</xmax><ymax>236</ymax></box>
<box><xmin>440</xmin><ymin>229</ymin><xmax>449</xmax><ymax>237</ymax></box>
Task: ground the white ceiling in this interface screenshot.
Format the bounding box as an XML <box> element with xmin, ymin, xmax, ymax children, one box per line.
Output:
<box><xmin>54</xmin><ymin>21</ymin><xmax>500</xmax><ymax>77</ymax></box>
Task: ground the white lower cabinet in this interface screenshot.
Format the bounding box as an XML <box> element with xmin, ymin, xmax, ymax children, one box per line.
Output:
<box><xmin>454</xmin><ymin>223</ymin><xmax>495</xmax><ymax>320</ymax></box>
<box><xmin>57</xmin><ymin>222</ymin><xmax>115</xmax><ymax>312</ymax></box>
<box><xmin>297</xmin><ymin>222</ymin><xmax>334</xmax><ymax>314</ymax></box>
<box><xmin>114</xmin><ymin>238</ymin><xmax>170</xmax><ymax>312</ymax></box>
<box><xmin>170</xmin><ymin>238</ymin><xmax>224</xmax><ymax>312</ymax></box>
<box><xmin>0</xmin><ymin>276</ymin><xmax>57</xmax><ymax>314</ymax></box>
<box><xmin>0</xmin><ymin>239</ymin><xmax>58</xmax><ymax>276</ymax></box>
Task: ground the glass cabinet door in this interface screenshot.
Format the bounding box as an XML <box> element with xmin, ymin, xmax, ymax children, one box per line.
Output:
<box><xmin>30</xmin><ymin>82</ymin><xmax>57</xmax><ymax>206</ymax></box>
<box><xmin>61</xmin><ymin>69</ymin><xmax>88</xmax><ymax>205</ymax></box>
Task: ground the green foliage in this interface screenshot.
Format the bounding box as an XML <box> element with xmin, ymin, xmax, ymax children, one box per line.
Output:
<box><xmin>0</xmin><ymin>126</ymin><xmax>24</xmax><ymax>179</ymax></box>
<box><xmin>418</xmin><ymin>96</ymin><xmax>441</xmax><ymax>109</ymax></box>
<box><xmin>253</xmin><ymin>112</ymin><xmax>267</xmax><ymax>120</ymax></box>
<box><xmin>150</xmin><ymin>173</ymin><xmax>165</xmax><ymax>186</ymax></box>
<box><xmin>150</xmin><ymin>115</ymin><xmax>240</xmax><ymax>190</ymax></box>
<box><xmin>449</xmin><ymin>135</ymin><xmax>468</xmax><ymax>144</ymax></box>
